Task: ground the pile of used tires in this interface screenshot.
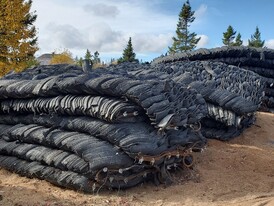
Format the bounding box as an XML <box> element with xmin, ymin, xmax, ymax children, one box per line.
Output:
<box><xmin>106</xmin><ymin>61</ymin><xmax>264</xmax><ymax>141</ymax></box>
<box><xmin>152</xmin><ymin>46</ymin><xmax>274</xmax><ymax>112</ymax></box>
<box><xmin>0</xmin><ymin>64</ymin><xmax>207</xmax><ymax>192</ymax></box>
<box><xmin>0</xmin><ymin>46</ymin><xmax>268</xmax><ymax>192</ymax></box>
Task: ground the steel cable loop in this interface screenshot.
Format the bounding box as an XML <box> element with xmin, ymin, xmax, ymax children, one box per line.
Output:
<box><xmin>182</xmin><ymin>154</ymin><xmax>194</xmax><ymax>168</ymax></box>
<box><xmin>134</xmin><ymin>147</ymin><xmax>193</xmax><ymax>165</ymax></box>
<box><xmin>93</xmin><ymin>151</ymin><xmax>194</xmax><ymax>187</ymax></box>
<box><xmin>94</xmin><ymin>166</ymin><xmax>156</xmax><ymax>186</ymax></box>
<box><xmin>188</xmin><ymin>121</ymin><xmax>202</xmax><ymax>132</ymax></box>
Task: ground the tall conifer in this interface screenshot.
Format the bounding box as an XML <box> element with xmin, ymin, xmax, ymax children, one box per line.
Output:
<box><xmin>169</xmin><ymin>0</ymin><xmax>200</xmax><ymax>53</ymax></box>
<box><xmin>233</xmin><ymin>33</ymin><xmax>243</xmax><ymax>46</ymax></box>
<box><xmin>222</xmin><ymin>25</ymin><xmax>237</xmax><ymax>46</ymax></box>
<box><xmin>248</xmin><ymin>26</ymin><xmax>265</xmax><ymax>48</ymax></box>
<box><xmin>118</xmin><ymin>37</ymin><xmax>138</xmax><ymax>63</ymax></box>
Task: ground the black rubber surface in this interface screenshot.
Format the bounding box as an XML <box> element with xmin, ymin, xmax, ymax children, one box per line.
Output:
<box><xmin>0</xmin><ymin>49</ymin><xmax>269</xmax><ymax>191</ymax></box>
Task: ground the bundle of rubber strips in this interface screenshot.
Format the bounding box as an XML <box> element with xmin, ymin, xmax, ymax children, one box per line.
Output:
<box><xmin>0</xmin><ymin>64</ymin><xmax>206</xmax><ymax>192</ymax></box>
<box><xmin>152</xmin><ymin>46</ymin><xmax>274</xmax><ymax>112</ymax></box>
<box><xmin>0</xmin><ymin>46</ymin><xmax>269</xmax><ymax>192</ymax></box>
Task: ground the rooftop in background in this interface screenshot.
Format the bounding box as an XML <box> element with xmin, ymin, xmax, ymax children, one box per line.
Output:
<box><xmin>37</xmin><ymin>53</ymin><xmax>53</xmax><ymax>65</ymax></box>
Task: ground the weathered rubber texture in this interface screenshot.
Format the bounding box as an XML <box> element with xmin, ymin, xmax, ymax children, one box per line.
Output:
<box><xmin>0</xmin><ymin>123</ymin><xmax>179</xmax><ymax>189</ymax></box>
<box><xmin>0</xmin><ymin>95</ymin><xmax>145</xmax><ymax>123</ymax></box>
<box><xmin>0</xmin><ymin>68</ymin><xmax>207</xmax><ymax>129</ymax></box>
<box><xmin>0</xmin><ymin>114</ymin><xmax>206</xmax><ymax>157</ymax></box>
<box><xmin>0</xmin><ymin>122</ymin><xmax>134</xmax><ymax>172</ymax></box>
<box><xmin>129</xmin><ymin>61</ymin><xmax>263</xmax><ymax>133</ymax></box>
<box><xmin>0</xmin><ymin>121</ymin><xmax>198</xmax><ymax>190</ymax></box>
<box><xmin>151</xmin><ymin>46</ymin><xmax>273</xmax><ymax>111</ymax></box>
<box><xmin>201</xmin><ymin>114</ymin><xmax>255</xmax><ymax>141</ymax></box>
<box><xmin>0</xmin><ymin>155</ymin><xmax>96</xmax><ymax>192</ymax></box>
<box><xmin>3</xmin><ymin>64</ymin><xmax>84</xmax><ymax>80</ymax></box>
<box><xmin>151</xmin><ymin>46</ymin><xmax>274</xmax><ymax>70</ymax></box>
<box><xmin>0</xmin><ymin>139</ymin><xmax>89</xmax><ymax>174</ymax></box>
<box><xmin>111</xmin><ymin>61</ymin><xmax>262</xmax><ymax>139</ymax></box>
<box><xmin>108</xmin><ymin>61</ymin><xmax>264</xmax><ymax>115</ymax></box>
<box><xmin>1</xmin><ymin>59</ymin><xmax>262</xmax><ymax>190</ymax></box>
<box><xmin>152</xmin><ymin>61</ymin><xmax>264</xmax><ymax>111</ymax></box>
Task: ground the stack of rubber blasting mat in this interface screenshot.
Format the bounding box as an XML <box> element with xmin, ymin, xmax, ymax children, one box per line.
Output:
<box><xmin>0</xmin><ymin>64</ymin><xmax>207</xmax><ymax>192</ymax></box>
<box><xmin>152</xmin><ymin>46</ymin><xmax>274</xmax><ymax>112</ymax></box>
<box><xmin>149</xmin><ymin>60</ymin><xmax>264</xmax><ymax>140</ymax></box>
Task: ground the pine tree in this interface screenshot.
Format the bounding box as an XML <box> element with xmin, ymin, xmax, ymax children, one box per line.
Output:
<box><xmin>78</xmin><ymin>57</ymin><xmax>83</xmax><ymax>67</ymax></box>
<box><xmin>84</xmin><ymin>49</ymin><xmax>92</xmax><ymax>61</ymax></box>
<box><xmin>84</xmin><ymin>49</ymin><xmax>93</xmax><ymax>67</ymax></box>
<box><xmin>168</xmin><ymin>0</ymin><xmax>200</xmax><ymax>53</ymax></box>
<box><xmin>233</xmin><ymin>33</ymin><xmax>243</xmax><ymax>46</ymax></box>
<box><xmin>110</xmin><ymin>58</ymin><xmax>117</xmax><ymax>65</ymax></box>
<box><xmin>118</xmin><ymin>37</ymin><xmax>138</xmax><ymax>63</ymax></box>
<box><xmin>248</xmin><ymin>26</ymin><xmax>265</xmax><ymax>48</ymax></box>
<box><xmin>222</xmin><ymin>25</ymin><xmax>237</xmax><ymax>46</ymax></box>
<box><xmin>0</xmin><ymin>0</ymin><xmax>38</xmax><ymax>75</ymax></box>
<box><xmin>75</xmin><ymin>56</ymin><xmax>84</xmax><ymax>67</ymax></box>
<box><xmin>93</xmin><ymin>51</ymin><xmax>100</xmax><ymax>64</ymax></box>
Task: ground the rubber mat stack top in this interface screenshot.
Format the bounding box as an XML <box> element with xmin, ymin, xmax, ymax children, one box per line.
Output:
<box><xmin>105</xmin><ymin>60</ymin><xmax>265</xmax><ymax>140</ymax></box>
<box><xmin>152</xmin><ymin>46</ymin><xmax>274</xmax><ymax>113</ymax></box>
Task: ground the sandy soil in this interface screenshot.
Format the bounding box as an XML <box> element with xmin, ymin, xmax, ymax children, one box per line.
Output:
<box><xmin>0</xmin><ymin>112</ymin><xmax>273</xmax><ymax>206</ymax></box>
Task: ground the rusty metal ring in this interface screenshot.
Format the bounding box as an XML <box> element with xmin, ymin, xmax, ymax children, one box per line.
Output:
<box><xmin>182</xmin><ymin>154</ymin><xmax>194</xmax><ymax>168</ymax></box>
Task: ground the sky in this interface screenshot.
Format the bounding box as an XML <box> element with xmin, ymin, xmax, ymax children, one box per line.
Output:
<box><xmin>31</xmin><ymin>0</ymin><xmax>274</xmax><ymax>63</ymax></box>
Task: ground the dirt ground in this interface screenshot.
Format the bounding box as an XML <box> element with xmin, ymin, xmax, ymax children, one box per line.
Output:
<box><xmin>0</xmin><ymin>112</ymin><xmax>273</xmax><ymax>206</ymax></box>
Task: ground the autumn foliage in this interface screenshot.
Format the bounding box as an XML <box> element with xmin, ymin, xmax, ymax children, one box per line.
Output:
<box><xmin>0</xmin><ymin>0</ymin><xmax>38</xmax><ymax>76</ymax></box>
<box><xmin>50</xmin><ymin>50</ymin><xmax>75</xmax><ymax>65</ymax></box>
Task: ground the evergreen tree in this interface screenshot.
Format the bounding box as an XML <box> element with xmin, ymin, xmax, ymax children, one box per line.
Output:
<box><xmin>168</xmin><ymin>0</ymin><xmax>200</xmax><ymax>53</ymax></box>
<box><xmin>75</xmin><ymin>56</ymin><xmax>84</xmax><ymax>67</ymax></box>
<box><xmin>248</xmin><ymin>26</ymin><xmax>265</xmax><ymax>48</ymax></box>
<box><xmin>233</xmin><ymin>33</ymin><xmax>243</xmax><ymax>46</ymax></box>
<box><xmin>222</xmin><ymin>25</ymin><xmax>237</xmax><ymax>46</ymax></box>
<box><xmin>93</xmin><ymin>51</ymin><xmax>100</xmax><ymax>64</ymax></box>
<box><xmin>84</xmin><ymin>49</ymin><xmax>93</xmax><ymax>67</ymax></box>
<box><xmin>118</xmin><ymin>37</ymin><xmax>138</xmax><ymax>63</ymax></box>
<box><xmin>79</xmin><ymin>57</ymin><xmax>83</xmax><ymax>67</ymax></box>
<box><xmin>91</xmin><ymin>51</ymin><xmax>102</xmax><ymax>69</ymax></box>
<box><xmin>84</xmin><ymin>49</ymin><xmax>92</xmax><ymax>61</ymax></box>
<box><xmin>110</xmin><ymin>58</ymin><xmax>115</xmax><ymax>64</ymax></box>
<box><xmin>0</xmin><ymin>0</ymin><xmax>38</xmax><ymax>75</ymax></box>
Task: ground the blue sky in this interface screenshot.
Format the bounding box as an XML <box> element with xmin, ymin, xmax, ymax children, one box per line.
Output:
<box><xmin>32</xmin><ymin>0</ymin><xmax>274</xmax><ymax>62</ymax></box>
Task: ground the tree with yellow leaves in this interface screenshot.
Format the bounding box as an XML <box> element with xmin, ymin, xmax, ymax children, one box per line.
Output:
<box><xmin>50</xmin><ymin>49</ymin><xmax>75</xmax><ymax>65</ymax></box>
<box><xmin>0</xmin><ymin>0</ymin><xmax>38</xmax><ymax>76</ymax></box>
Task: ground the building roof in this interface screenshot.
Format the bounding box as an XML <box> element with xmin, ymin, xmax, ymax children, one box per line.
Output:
<box><xmin>37</xmin><ymin>53</ymin><xmax>53</xmax><ymax>65</ymax></box>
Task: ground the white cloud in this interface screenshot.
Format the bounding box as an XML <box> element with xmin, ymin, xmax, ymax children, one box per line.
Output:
<box><xmin>133</xmin><ymin>33</ymin><xmax>173</xmax><ymax>53</ymax></box>
<box><xmin>265</xmin><ymin>39</ymin><xmax>274</xmax><ymax>49</ymax></box>
<box><xmin>47</xmin><ymin>24</ymin><xmax>87</xmax><ymax>49</ymax></box>
<box><xmin>83</xmin><ymin>3</ymin><xmax>120</xmax><ymax>18</ymax></box>
<box><xmin>195</xmin><ymin>4</ymin><xmax>208</xmax><ymax>19</ymax></box>
<box><xmin>192</xmin><ymin>4</ymin><xmax>208</xmax><ymax>27</ymax></box>
<box><xmin>31</xmin><ymin>0</ymin><xmax>207</xmax><ymax>61</ymax></box>
<box><xmin>86</xmin><ymin>23</ymin><xmax>124</xmax><ymax>51</ymax></box>
<box><xmin>197</xmin><ymin>35</ymin><xmax>209</xmax><ymax>48</ymax></box>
